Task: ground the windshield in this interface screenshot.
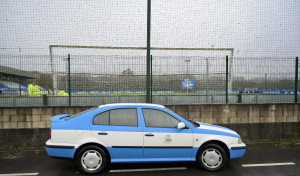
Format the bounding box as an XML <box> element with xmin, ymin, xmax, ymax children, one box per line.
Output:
<box><xmin>65</xmin><ymin>107</ymin><xmax>97</xmax><ymax>121</ymax></box>
<box><xmin>165</xmin><ymin>107</ymin><xmax>200</xmax><ymax>128</ymax></box>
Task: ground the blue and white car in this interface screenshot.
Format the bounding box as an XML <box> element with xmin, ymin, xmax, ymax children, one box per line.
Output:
<box><xmin>46</xmin><ymin>103</ymin><xmax>246</xmax><ymax>174</ymax></box>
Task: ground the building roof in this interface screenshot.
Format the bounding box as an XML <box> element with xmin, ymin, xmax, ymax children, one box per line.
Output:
<box><xmin>0</xmin><ymin>65</ymin><xmax>40</xmax><ymax>79</ymax></box>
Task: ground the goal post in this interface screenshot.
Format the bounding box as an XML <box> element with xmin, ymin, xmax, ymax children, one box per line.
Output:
<box><xmin>49</xmin><ymin>45</ymin><xmax>234</xmax><ymax>95</ymax></box>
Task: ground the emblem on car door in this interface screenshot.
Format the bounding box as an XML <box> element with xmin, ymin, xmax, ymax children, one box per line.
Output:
<box><xmin>164</xmin><ymin>135</ymin><xmax>172</xmax><ymax>143</ymax></box>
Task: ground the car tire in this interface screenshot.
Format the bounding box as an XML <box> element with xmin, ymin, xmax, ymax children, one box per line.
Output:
<box><xmin>76</xmin><ymin>145</ymin><xmax>108</xmax><ymax>175</ymax></box>
<box><xmin>197</xmin><ymin>144</ymin><xmax>228</xmax><ymax>171</ymax></box>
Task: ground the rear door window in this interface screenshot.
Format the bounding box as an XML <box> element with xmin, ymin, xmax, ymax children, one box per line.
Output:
<box><xmin>93</xmin><ymin>108</ymin><xmax>138</xmax><ymax>127</ymax></box>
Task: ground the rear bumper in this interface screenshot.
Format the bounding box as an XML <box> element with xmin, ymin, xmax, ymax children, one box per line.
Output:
<box><xmin>45</xmin><ymin>140</ymin><xmax>77</xmax><ymax>159</ymax></box>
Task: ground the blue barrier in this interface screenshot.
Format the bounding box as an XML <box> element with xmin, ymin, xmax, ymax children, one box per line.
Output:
<box><xmin>70</xmin><ymin>90</ymin><xmax>300</xmax><ymax>95</ymax></box>
<box><xmin>0</xmin><ymin>88</ymin><xmax>49</xmax><ymax>91</ymax></box>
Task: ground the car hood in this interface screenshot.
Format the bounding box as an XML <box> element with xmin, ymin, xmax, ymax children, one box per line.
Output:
<box><xmin>194</xmin><ymin>122</ymin><xmax>240</xmax><ymax>138</ymax></box>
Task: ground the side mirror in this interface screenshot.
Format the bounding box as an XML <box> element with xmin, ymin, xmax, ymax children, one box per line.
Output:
<box><xmin>177</xmin><ymin>122</ymin><xmax>186</xmax><ymax>129</ymax></box>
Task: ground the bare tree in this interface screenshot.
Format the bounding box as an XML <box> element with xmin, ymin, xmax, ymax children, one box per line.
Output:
<box><xmin>122</xmin><ymin>68</ymin><xmax>134</xmax><ymax>75</ymax></box>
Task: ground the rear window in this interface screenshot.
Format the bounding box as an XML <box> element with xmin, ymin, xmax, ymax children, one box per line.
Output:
<box><xmin>93</xmin><ymin>108</ymin><xmax>138</xmax><ymax>126</ymax></box>
<box><xmin>65</xmin><ymin>107</ymin><xmax>97</xmax><ymax>121</ymax></box>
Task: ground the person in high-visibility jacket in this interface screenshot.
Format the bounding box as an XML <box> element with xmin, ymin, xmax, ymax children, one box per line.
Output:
<box><xmin>57</xmin><ymin>90</ymin><xmax>69</xmax><ymax>96</ymax></box>
<box><xmin>27</xmin><ymin>81</ymin><xmax>41</xmax><ymax>97</ymax></box>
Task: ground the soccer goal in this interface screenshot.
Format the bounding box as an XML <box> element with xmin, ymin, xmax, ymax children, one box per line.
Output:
<box><xmin>49</xmin><ymin>45</ymin><xmax>234</xmax><ymax>95</ymax></box>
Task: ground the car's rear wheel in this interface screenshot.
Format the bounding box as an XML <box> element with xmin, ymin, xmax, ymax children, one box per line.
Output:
<box><xmin>197</xmin><ymin>144</ymin><xmax>228</xmax><ymax>171</ymax></box>
<box><xmin>76</xmin><ymin>145</ymin><xmax>107</xmax><ymax>175</ymax></box>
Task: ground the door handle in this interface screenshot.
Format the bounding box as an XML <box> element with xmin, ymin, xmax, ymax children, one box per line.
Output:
<box><xmin>145</xmin><ymin>133</ymin><xmax>154</xmax><ymax>137</ymax></box>
<box><xmin>98</xmin><ymin>132</ymin><xmax>108</xmax><ymax>135</ymax></box>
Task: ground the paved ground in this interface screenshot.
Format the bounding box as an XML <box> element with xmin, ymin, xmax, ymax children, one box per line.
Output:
<box><xmin>0</xmin><ymin>143</ymin><xmax>299</xmax><ymax>176</ymax></box>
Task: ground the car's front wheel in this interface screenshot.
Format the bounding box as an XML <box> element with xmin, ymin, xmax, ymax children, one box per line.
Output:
<box><xmin>197</xmin><ymin>144</ymin><xmax>228</xmax><ymax>171</ymax></box>
<box><xmin>76</xmin><ymin>145</ymin><xmax>108</xmax><ymax>175</ymax></box>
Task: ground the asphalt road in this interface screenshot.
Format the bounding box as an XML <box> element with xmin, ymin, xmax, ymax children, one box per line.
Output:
<box><xmin>0</xmin><ymin>144</ymin><xmax>299</xmax><ymax>176</ymax></box>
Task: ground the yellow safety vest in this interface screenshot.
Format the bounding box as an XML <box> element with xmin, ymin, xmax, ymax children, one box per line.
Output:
<box><xmin>57</xmin><ymin>90</ymin><xmax>69</xmax><ymax>96</ymax></box>
<box><xmin>27</xmin><ymin>84</ymin><xmax>41</xmax><ymax>97</ymax></box>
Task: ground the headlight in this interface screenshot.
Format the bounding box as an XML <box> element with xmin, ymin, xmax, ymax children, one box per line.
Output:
<box><xmin>238</xmin><ymin>138</ymin><xmax>243</xmax><ymax>144</ymax></box>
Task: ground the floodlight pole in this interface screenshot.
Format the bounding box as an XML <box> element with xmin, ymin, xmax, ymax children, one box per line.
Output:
<box><xmin>146</xmin><ymin>0</ymin><xmax>151</xmax><ymax>103</ymax></box>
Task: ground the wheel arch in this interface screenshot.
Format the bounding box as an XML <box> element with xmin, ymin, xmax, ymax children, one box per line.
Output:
<box><xmin>74</xmin><ymin>142</ymin><xmax>111</xmax><ymax>162</ymax></box>
<box><xmin>196</xmin><ymin>140</ymin><xmax>230</xmax><ymax>161</ymax></box>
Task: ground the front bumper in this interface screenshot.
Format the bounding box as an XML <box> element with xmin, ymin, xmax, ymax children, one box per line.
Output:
<box><xmin>229</xmin><ymin>143</ymin><xmax>246</xmax><ymax>159</ymax></box>
<box><xmin>45</xmin><ymin>140</ymin><xmax>77</xmax><ymax>159</ymax></box>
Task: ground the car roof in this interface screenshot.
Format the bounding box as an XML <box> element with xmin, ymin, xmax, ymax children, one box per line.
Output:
<box><xmin>98</xmin><ymin>103</ymin><xmax>165</xmax><ymax>109</ymax></box>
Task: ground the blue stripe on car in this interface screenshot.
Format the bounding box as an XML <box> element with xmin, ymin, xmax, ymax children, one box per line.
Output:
<box><xmin>229</xmin><ymin>148</ymin><xmax>246</xmax><ymax>159</ymax></box>
<box><xmin>194</xmin><ymin>128</ymin><xmax>240</xmax><ymax>138</ymax></box>
<box><xmin>46</xmin><ymin>147</ymin><xmax>77</xmax><ymax>158</ymax></box>
<box><xmin>108</xmin><ymin>147</ymin><xmax>143</xmax><ymax>160</ymax></box>
<box><xmin>107</xmin><ymin>147</ymin><xmax>197</xmax><ymax>163</ymax></box>
<box><xmin>46</xmin><ymin>146</ymin><xmax>246</xmax><ymax>161</ymax></box>
<box><xmin>197</xmin><ymin>122</ymin><xmax>234</xmax><ymax>131</ymax></box>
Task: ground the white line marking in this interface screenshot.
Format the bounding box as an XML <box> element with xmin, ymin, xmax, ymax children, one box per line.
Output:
<box><xmin>0</xmin><ymin>173</ymin><xmax>39</xmax><ymax>176</ymax></box>
<box><xmin>109</xmin><ymin>167</ymin><xmax>187</xmax><ymax>173</ymax></box>
<box><xmin>242</xmin><ymin>162</ymin><xmax>296</xmax><ymax>167</ymax></box>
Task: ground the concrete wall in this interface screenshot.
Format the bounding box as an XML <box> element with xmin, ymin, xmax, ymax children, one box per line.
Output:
<box><xmin>0</xmin><ymin>104</ymin><xmax>299</xmax><ymax>150</ymax></box>
<box><xmin>165</xmin><ymin>104</ymin><xmax>299</xmax><ymax>124</ymax></box>
<box><xmin>0</xmin><ymin>106</ymin><xmax>92</xmax><ymax>129</ymax></box>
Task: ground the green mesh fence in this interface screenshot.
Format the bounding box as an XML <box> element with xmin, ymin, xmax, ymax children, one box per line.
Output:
<box><xmin>0</xmin><ymin>54</ymin><xmax>298</xmax><ymax>106</ymax></box>
<box><xmin>0</xmin><ymin>0</ymin><xmax>299</xmax><ymax>106</ymax></box>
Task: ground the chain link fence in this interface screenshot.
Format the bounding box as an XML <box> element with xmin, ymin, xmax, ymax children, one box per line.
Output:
<box><xmin>0</xmin><ymin>53</ymin><xmax>298</xmax><ymax>106</ymax></box>
<box><xmin>0</xmin><ymin>0</ymin><xmax>299</xmax><ymax>106</ymax></box>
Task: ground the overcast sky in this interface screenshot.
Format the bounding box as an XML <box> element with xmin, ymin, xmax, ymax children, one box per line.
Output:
<box><xmin>0</xmin><ymin>0</ymin><xmax>299</xmax><ymax>58</ymax></box>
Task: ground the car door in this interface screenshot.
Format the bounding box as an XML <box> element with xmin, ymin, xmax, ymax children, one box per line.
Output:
<box><xmin>141</xmin><ymin>108</ymin><xmax>194</xmax><ymax>161</ymax></box>
<box><xmin>90</xmin><ymin>108</ymin><xmax>143</xmax><ymax>162</ymax></box>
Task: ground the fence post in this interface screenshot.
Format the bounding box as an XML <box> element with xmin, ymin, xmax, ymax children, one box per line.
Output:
<box><xmin>237</xmin><ymin>91</ymin><xmax>242</xmax><ymax>103</ymax></box>
<box><xmin>295</xmin><ymin>56</ymin><xmax>298</xmax><ymax>103</ymax></box>
<box><xmin>226</xmin><ymin>55</ymin><xmax>229</xmax><ymax>104</ymax></box>
<box><xmin>19</xmin><ymin>84</ymin><xmax>22</xmax><ymax>96</ymax></box>
<box><xmin>146</xmin><ymin>0</ymin><xmax>152</xmax><ymax>103</ymax></box>
<box><xmin>43</xmin><ymin>95</ymin><xmax>48</xmax><ymax>106</ymax></box>
<box><xmin>68</xmin><ymin>54</ymin><xmax>71</xmax><ymax>106</ymax></box>
<box><xmin>150</xmin><ymin>55</ymin><xmax>153</xmax><ymax>103</ymax></box>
